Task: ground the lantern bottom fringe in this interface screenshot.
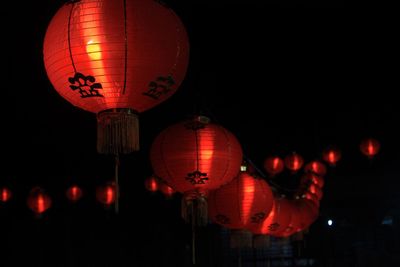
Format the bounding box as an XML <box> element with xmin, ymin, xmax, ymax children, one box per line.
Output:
<box><xmin>97</xmin><ymin>109</ymin><xmax>139</xmax><ymax>154</ymax></box>
<box><xmin>181</xmin><ymin>193</ymin><xmax>208</xmax><ymax>227</ymax></box>
<box><xmin>230</xmin><ymin>229</ymin><xmax>252</xmax><ymax>249</ymax></box>
<box><xmin>253</xmin><ymin>234</ymin><xmax>271</xmax><ymax>249</ymax></box>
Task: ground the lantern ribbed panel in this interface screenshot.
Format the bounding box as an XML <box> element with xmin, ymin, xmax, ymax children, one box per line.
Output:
<box><xmin>249</xmin><ymin>197</ymin><xmax>292</xmax><ymax>236</ymax></box>
<box><xmin>208</xmin><ymin>172</ymin><xmax>274</xmax><ymax>229</ymax></box>
<box><xmin>150</xmin><ymin>120</ymin><xmax>243</xmax><ymax>194</ymax></box>
<box><xmin>295</xmin><ymin>199</ymin><xmax>319</xmax><ymax>232</ymax></box>
<box><xmin>43</xmin><ymin>0</ymin><xmax>189</xmax><ymax>113</ymax></box>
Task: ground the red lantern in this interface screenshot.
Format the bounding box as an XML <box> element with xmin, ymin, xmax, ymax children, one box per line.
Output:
<box><xmin>150</xmin><ymin>116</ymin><xmax>242</xmax><ymax>194</ymax></box>
<box><xmin>159</xmin><ymin>181</ymin><xmax>175</xmax><ymax>198</ymax></box>
<box><xmin>208</xmin><ymin>172</ymin><xmax>274</xmax><ymax>229</ymax></box>
<box><xmin>66</xmin><ymin>185</ymin><xmax>83</xmax><ymax>202</ymax></box>
<box><xmin>248</xmin><ymin>197</ymin><xmax>292</xmax><ymax>236</ymax></box>
<box><xmin>360</xmin><ymin>138</ymin><xmax>381</xmax><ymax>158</ymax></box>
<box><xmin>303</xmin><ymin>192</ymin><xmax>320</xmax><ymax>208</ymax></box>
<box><xmin>294</xmin><ymin>199</ymin><xmax>319</xmax><ymax>232</ymax></box>
<box><xmin>284</xmin><ymin>152</ymin><xmax>304</xmax><ymax>172</ymax></box>
<box><xmin>150</xmin><ymin>116</ymin><xmax>243</xmax><ymax>225</ymax></box>
<box><xmin>27</xmin><ymin>187</ymin><xmax>52</xmax><ymax>215</ymax></box>
<box><xmin>43</xmin><ymin>0</ymin><xmax>189</xmax><ymax>154</ymax></box>
<box><xmin>0</xmin><ymin>187</ymin><xmax>12</xmax><ymax>203</ymax></box>
<box><xmin>308</xmin><ymin>184</ymin><xmax>323</xmax><ymax>201</ymax></box>
<box><xmin>322</xmin><ymin>147</ymin><xmax>341</xmax><ymax>166</ymax></box>
<box><xmin>96</xmin><ymin>182</ymin><xmax>116</xmax><ymax>206</ymax></box>
<box><xmin>144</xmin><ymin>176</ymin><xmax>159</xmax><ymax>193</ymax></box>
<box><xmin>304</xmin><ymin>161</ymin><xmax>327</xmax><ymax>177</ymax></box>
<box><xmin>263</xmin><ymin>156</ymin><xmax>284</xmax><ymax>177</ymax></box>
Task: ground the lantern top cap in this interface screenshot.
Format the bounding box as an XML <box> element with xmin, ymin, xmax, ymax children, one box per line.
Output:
<box><xmin>193</xmin><ymin>115</ymin><xmax>210</xmax><ymax>124</ymax></box>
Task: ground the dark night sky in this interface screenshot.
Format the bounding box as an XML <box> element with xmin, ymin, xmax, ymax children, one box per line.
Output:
<box><xmin>2</xmin><ymin>1</ymin><xmax>400</xmax><ymax>266</ymax></box>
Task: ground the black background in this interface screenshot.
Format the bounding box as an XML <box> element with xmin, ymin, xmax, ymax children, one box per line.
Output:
<box><xmin>3</xmin><ymin>1</ymin><xmax>400</xmax><ymax>266</ymax></box>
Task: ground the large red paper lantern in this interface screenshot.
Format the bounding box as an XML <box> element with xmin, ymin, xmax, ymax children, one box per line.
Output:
<box><xmin>322</xmin><ymin>147</ymin><xmax>341</xmax><ymax>166</ymax></box>
<box><xmin>284</xmin><ymin>152</ymin><xmax>304</xmax><ymax>172</ymax></box>
<box><xmin>150</xmin><ymin>116</ymin><xmax>242</xmax><ymax>194</ymax></box>
<box><xmin>150</xmin><ymin>116</ymin><xmax>243</xmax><ymax>225</ymax></box>
<box><xmin>208</xmin><ymin>172</ymin><xmax>274</xmax><ymax>229</ymax></box>
<box><xmin>43</xmin><ymin>0</ymin><xmax>189</xmax><ymax>154</ymax></box>
<box><xmin>360</xmin><ymin>138</ymin><xmax>381</xmax><ymax>158</ymax></box>
<box><xmin>27</xmin><ymin>187</ymin><xmax>52</xmax><ymax>216</ymax></box>
<box><xmin>0</xmin><ymin>187</ymin><xmax>12</xmax><ymax>203</ymax></box>
<box><xmin>263</xmin><ymin>156</ymin><xmax>284</xmax><ymax>177</ymax></box>
<box><xmin>66</xmin><ymin>185</ymin><xmax>83</xmax><ymax>202</ymax></box>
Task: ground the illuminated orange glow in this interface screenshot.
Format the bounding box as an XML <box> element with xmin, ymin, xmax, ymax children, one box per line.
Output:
<box><xmin>106</xmin><ymin>187</ymin><xmax>114</xmax><ymax>205</ymax></box>
<box><xmin>241</xmin><ymin>175</ymin><xmax>255</xmax><ymax>225</ymax></box>
<box><xmin>1</xmin><ymin>187</ymin><xmax>11</xmax><ymax>202</ymax></box>
<box><xmin>273</xmin><ymin>158</ymin><xmax>280</xmax><ymax>169</ymax></box>
<box><xmin>86</xmin><ymin>40</ymin><xmax>102</xmax><ymax>60</ymax></box>
<box><xmin>328</xmin><ymin>151</ymin><xmax>335</xmax><ymax>163</ymax></box>
<box><xmin>360</xmin><ymin>138</ymin><xmax>380</xmax><ymax>158</ymax></box>
<box><xmin>37</xmin><ymin>194</ymin><xmax>45</xmax><ymax>214</ymax></box>
<box><xmin>198</xmin><ymin>131</ymin><xmax>215</xmax><ymax>179</ymax></box>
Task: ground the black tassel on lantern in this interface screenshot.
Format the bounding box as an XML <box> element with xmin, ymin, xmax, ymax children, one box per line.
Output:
<box><xmin>97</xmin><ymin>108</ymin><xmax>139</xmax><ymax>155</ymax></box>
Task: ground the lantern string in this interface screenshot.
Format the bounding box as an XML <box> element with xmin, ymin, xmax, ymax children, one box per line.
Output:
<box><xmin>67</xmin><ymin>2</ymin><xmax>77</xmax><ymax>73</ymax></box>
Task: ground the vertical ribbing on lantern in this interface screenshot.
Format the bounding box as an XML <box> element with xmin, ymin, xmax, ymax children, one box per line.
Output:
<box><xmin>97</xmin><ymin>109</ymin><xmax>139</xmax><ymax>154</ymax></box>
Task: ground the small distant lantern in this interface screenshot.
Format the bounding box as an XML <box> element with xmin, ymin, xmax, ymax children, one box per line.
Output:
<box><xmin>66</xmin><ymin>185</ymin><xmax>83</xmax><ymax>202</ymax></box>
<box><xmin>322</xmin><ymin>147</ymin><xmax>341</xmax><ymax>166</ymax></box>
<box><xmin>263</xmin><ymin>156</ymin><xmax>284</xmax><ymax>177</ymax></box>
<box><xmin>144</xmin><ymin>176</ymin><xmax>159</xmax><ymax>193</ymax></box>
<box><xmin>159</xmin><ymin>181</ymin><xmax>175</xmax><ymax>198</ymax></box>
<box><xmin>96</xmin><ymin>182</ymin><xmax>116</xmax><ymax>207</ymax></box>
<box><xmin>304</xmin><ymin>161</ymin><xmax>327</xmax><ymax>177</ymax></box>
<box><xmin>284</xmin><ymin>152</ymin><xmax>304</xmax><ymax>172</ymax></box>
<box><xmin>360</xmin><ymin>138</ymin><xmax>381</xmax><ymax>158</ymax></box>
<box><xmin>0</xmin><ymin>187</ymin><xmax>12</xmax><ymax>203</ymax></box>
<box><xmin>27</xmin><ymin>187</ymin><xmax>52</xmax><ymax>216</ymax></box>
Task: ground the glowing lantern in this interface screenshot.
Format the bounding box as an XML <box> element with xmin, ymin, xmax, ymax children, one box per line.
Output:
<box><xmin>159</xmin><ymin>181</ymin><xmax>175</xmax><ymax>198</ymax></box>
<box><xmin>263</xmin><ymin>156</ymin><xmax>284</xmax><ymax>177</ymax></box>
<box><xmin>360</xmin><ymin>138</ymin><xmax>381</xmax><ymax>158</ymax></box>
<box><xmin>308</xmin><ymin>184</ymin><xmax>323</xmax><ymax>200</ymax></box>
<box><xmin>27</xmin><ymin>187</ymin><xmax>52</xmax><ymax>216</ymax></box>
<box><xmin>66</xmin><ymin>185</ymin><xmax>83</xmax><ymax>202</ymax></box>
<box><xmin>322</xmin><ymin>147</ymin><xmax>341</xmax><ymax>166</ymax></box>
<box><xmin>0</xmin><ymin>187</ymin><xmax>12</xmax><ymax>203</ymax></box>
<box><xmin>144</xmin><ymin>176</ymin><xmax>159</xmax><ymax>193</ymax></box>
<box><xmin>150</xmin><ymin>116</ymin><xmax>243</xmax><ymax>225</ymax></box>
<box><xmin>303</xmin><ymin>192</ymin><xmax>320</xmax><ymax>208</ymax></box>
<box><xmin>284</xmin><ymin>152</ymin><xmax>304</xmax><ymax>172</ymax></box>
<box><xmin>96</xmin><ymin>182</ymin><xmax>116</xmax><ymax>207</ymax></box>
<box><xmin>208</xmin><ymin>172</ymin><xmax>274</xmax><ymax>229</ymax></box>
<box><xmin>304</xmin><ymin>161</ymin><xmax>327</xmax><ymax>177</ymax></box>
<box><xmin>43</xmin><ymin>0</ymin><xmax>189</xmax><ymax>154</ymax></box>
<box><xmin>248</xmin><ymin>197</ymin><xmax>292</xmax><ymax>236</ymax></box>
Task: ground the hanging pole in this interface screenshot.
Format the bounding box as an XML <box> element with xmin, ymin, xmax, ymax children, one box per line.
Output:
<box><xmin>115</xmin><ymin>154</ymin><xmax>120</xmax><ymax>214</ymax></box>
